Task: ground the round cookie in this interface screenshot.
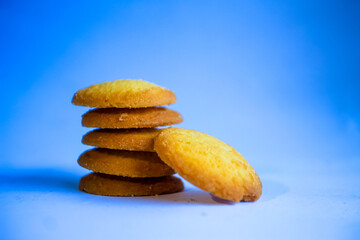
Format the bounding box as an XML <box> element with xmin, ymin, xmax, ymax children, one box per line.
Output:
<box><xmin>78</xmin><ymin>148</ymin><xmax>175</xmax><ymax>177</ymax></box>
<box><xmin>154</xmin><ymin>128</ymin><xmax>262</xmax><ymax>202</ymax></box>
<box><xmin>82</xmin><ymin>107</ymin><xmax>183</xmax><ymax>129</ymax></box>
<box><xmin>79</xmin><ymin>173</ymin><xmax>184</xmax><ymax>196</ymax></box>
<box><xmin>82</xmin><ymin>128</ymin><xmax>160</xmax><ymax>152</ymax></box>
<box><xmin>72</xmin><ymin>79</ymin><xmax>176</xmax><ymax>108</ymax></box>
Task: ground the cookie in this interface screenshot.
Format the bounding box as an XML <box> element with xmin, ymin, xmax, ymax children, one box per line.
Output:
<box><xmin>154</xmin><ymin>128</ymin><xmax>262</xmax><ymax>202</ymax></box>
<box><xmin>78</xmin><ymin>148</ymin><xmax>175</xmax><ymax>177</ymax></box>
<box><xmin>82</xmin><ymin>128</ymin><xmax>160</xmax><ymax>152</ymax></box>
<box><xmin>79</xmin><ymin>173</ymin><xmax>184</xmax><ymax>196</ymax></box>
<box><xmin>72</xmin><ymin>79</ymin><xmax>176</xmax><ymax>108</ymax></box>
<box><xmin>82</xmin><ymin>107</ymin><xmax>183</xmax><ymax>129</ymax></box>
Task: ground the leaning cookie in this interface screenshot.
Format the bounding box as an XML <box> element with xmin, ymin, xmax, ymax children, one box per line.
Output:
<box><xmin>154</xmin><ymin>128</ymin><xmax>262</xmax><ymax>202</ymax></box>
<box><xmin>72</xmin><ymin>79</ymin><xmax>176</xmax><ymax>108</ymax></box>
<box><xmin>78</xmin><ymin>148</ymin><xmax>174</xmax><ymax>177</ymax></box>
<box><xmin>82</xmin><ymin>107</ymin><xmax>183</xmax><ymax>129</ymax></box>
<box><xmin>82</xmin><ymin>128</ymin><xmax>160</xmax><ymax>152</ymax></box>
<box><xmin>79</xmin><ymin>173</ymin><xmax>184</xmax><ymax>196</ymax></box>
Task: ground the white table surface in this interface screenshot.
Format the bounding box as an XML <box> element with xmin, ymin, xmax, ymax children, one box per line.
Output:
<box><xmin>1</xmin><ymin>159</ymin><xmax>359</xmax><ymax>240</ymax></box>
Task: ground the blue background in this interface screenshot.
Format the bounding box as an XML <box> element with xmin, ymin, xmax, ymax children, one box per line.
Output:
<box><xmin>1</xmin><ymin>1</ymin><xmax>359</xmax><ymax>239</ymax></box>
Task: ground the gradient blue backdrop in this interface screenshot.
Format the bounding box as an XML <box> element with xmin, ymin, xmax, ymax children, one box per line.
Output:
<box><xmin>1</xmin><ymin>0</ymin><xmax>359</xmax><ymax>239</ymax></box>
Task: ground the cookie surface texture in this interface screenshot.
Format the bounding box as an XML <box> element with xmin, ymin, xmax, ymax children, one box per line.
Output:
<box><xmin>82</xmin><ymin>107</ymin><xmax>183</xmax><ymax>129</ymax></box>
<box><xmin>82</xmin><ymin>128</ymin><xmax>160</xmax><ymax>152</ymax></box>
<box><xmin>79</xmin><ymin>173</ymin><xmax>184</xmax><ymax>196</ymax></box>
<box><xmin>78</xmin><ymin>148</ymin><xmax>175</xmax><ymax>177</ymax></box>
<box><xmin>72</xmin><ymin>79</ymin><xmax>176</xmax><ymax>108</ymax></box>
<box><xmin>154</xmin><ymin>128</ymin><xmax>262</xmax><ymax>202</ymax></box>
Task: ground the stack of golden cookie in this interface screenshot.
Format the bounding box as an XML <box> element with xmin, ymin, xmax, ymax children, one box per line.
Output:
<box><xmin>73</xmin><ymin>79</ymin><xmax>263</xmax><ymax>202</ymax></box>
<box><xmin>72</xmin><ymin>80</ymin><xmax>185</xmax><ymax>197</ymax></box>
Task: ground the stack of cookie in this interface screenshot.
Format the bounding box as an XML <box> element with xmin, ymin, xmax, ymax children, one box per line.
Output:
<box><xmin>73</xmin><ymin>79</ymin><xmax>263</xmax><ymax>202</ymax></box>
<box><xmin>72</xmin><ymin>80</ymin><xmax>184</xmax><ymax>197</ymax></box>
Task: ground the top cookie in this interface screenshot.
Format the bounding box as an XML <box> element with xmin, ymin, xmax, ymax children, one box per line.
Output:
<box><xmin>72</xmin><ymin>79</ymin><xmax>176</xmax><ymax>108</ymax></box>
<box><xmin>154</xmin><ymin>128</ymin><xmax>262</xmax><ymax>202</ymax></box>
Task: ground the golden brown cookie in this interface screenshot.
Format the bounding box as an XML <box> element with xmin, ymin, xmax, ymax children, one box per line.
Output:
<box><xmin>154</xmin><ymin>128</ymin><xmax>262</xmax><ymax>202</ymax></box>
<box><xmin>82</xmin><ymin>107</ymin><xmax>183</xmax><ymax>129</ymax></box>
<box><xmin>72</xmin><ymin>79</ymin><xmax>176</xmax><ymax>108</ymax></box>
<box><xmin>79</xmin><ymin>173</ymin><xmax>184</xmax><ymax>196</ymax></box>
<box><xmin>82</xmin><ymin>128</ymin><xmax>160</xmax><ymax>152</ymax></box>
<box><xmin>78</xmin><ymin>148</ymin><xmax>174</xmax><ymax>177</ymax></box>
